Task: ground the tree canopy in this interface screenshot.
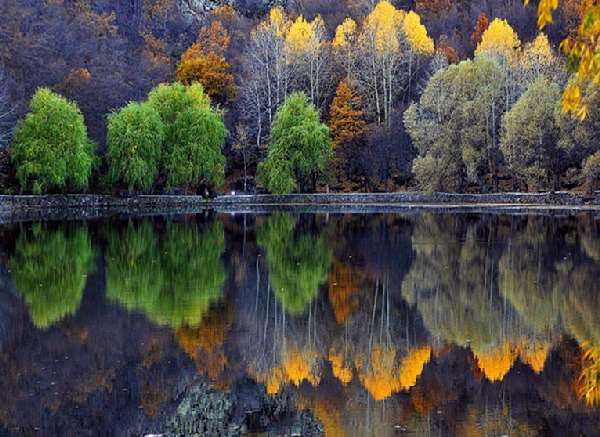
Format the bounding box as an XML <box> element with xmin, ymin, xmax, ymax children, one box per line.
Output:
<box><xmin>258</xmin><ymin>92</ymin><xmax>332</xmax><ymax>194</ymax></box>
<box><xmin>10</xmin><ymin>88</ymin><xmax>94</xmax><ymax>194</ymax></box>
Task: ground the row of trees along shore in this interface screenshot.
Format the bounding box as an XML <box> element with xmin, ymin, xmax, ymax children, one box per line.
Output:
<box><xmin>0</xmin><ymin>1</ymin><xmax>599</xmax><ymax>195</ymax></box>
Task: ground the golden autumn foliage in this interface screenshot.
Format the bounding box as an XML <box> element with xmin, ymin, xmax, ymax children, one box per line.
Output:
<box><xmin>198</xmin><ymin>20</ymin><xmax>230</xmax><ymax>56</ymax></box>
<box><xmin>398</xmin><ymin>346</ymin><xmax>432</xmax><ymax>390</ymax></box>
<box><xmin>286</xmin><ymin>16</ymin><xmax>319</xmax><ymax>57</ymax></box>
<box><xmin>261</xmin><ymin>6</ymin><xmax>290</xmax><ymax>38</ymax></box>
<box><xmin>329</xmin><ymin>81</ymin><xmax>366</xmax><ymax>150</ymax></box>
<box><xmin>363</xmin><ymin>1</ymin><xmax>406</xmax><ymax>55</ymax></box>
<box><xmin>333</xmin><ymin>18</ymin><xmax>357</xmax><ymax>49</ymax></box>
<box><xmin>356</xmin><ymin>345</ymin><xmax>431</xmax><ymax>400</ymax></box>
<box><xmin>329</xmin><ymin>348</ymin><xmax>353</xmax><ymax>384</ymax></box>
<box><xmin>403</xmin><ymin>11</ymin><xmax>435</xmax><ymax>54</ymax></box>
<box><xmin>578</xmin><ymin>344</ymin><xmax>600</xmax><ymax>406</ymax></box>
<box><xmin>525</xmin><ymin>0</ymin><xmax>600</xmax><ymax>118</ymax></box>
<box><xmin>283</xmin><ymin>348</ymin><xmax>321</xmax><ymax>387</ymax></box>
<box><xmin>306</xmin><ymin>398</ymin><xmax>345</xmax><ymax>437</ymax></box>
<box><xmin>176</xmin><ymin>21</ymin><xmax>236</xmax><ymax>104</ymax></box>
<box><xmin>474</xmin><ymin>343</ymin><xmax>517</xmax><ymax>382</ymax></box>
<box><xmin>475</xmin><ymin>18</ymin><xmax>522</xmax><ymax>59</ymax></box>
<box><xmin>474</xmin><ymin>339</ymin><xmax>552</xmax><ymax>382</ymax></box>
<box><xmin>518</xmin><ymin>340</ymin><xmax>551</xmax><ymax>374</ymax></box>
<box><xmin>356</xmin><ymin>345</ymin><xmax>401</xmax><ymax>400</ymax></box>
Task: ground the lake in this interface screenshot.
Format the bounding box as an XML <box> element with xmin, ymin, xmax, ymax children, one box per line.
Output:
<box><xmin>0</xmin><ymin>210</ymin><xmax>599</xmax><ymax>436</ymax></box>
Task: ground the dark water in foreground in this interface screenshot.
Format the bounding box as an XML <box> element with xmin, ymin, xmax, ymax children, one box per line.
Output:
<box><xmin>1</xmin><ymin>211</ymin><xmax>600</xmax><ymax>436</ymax></box>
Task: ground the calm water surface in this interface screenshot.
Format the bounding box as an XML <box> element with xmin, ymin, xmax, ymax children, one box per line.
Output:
<box><xmin>1</xmin><ymin>211</ymin><xmax>600</xmax><ymax>436</ymax></box>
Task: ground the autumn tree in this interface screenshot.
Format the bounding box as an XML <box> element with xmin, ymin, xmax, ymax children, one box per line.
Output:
<box><xmin>403</xmin><ymin>11</ymin><xmax>435</xmax><ymax>97</ymax></box>
<box><xmin>471</xmin><ymin>13</ymin><xmax>490</xmax><ymax>47</ymax></box>
<box><xmin>558</xmin><ymin>81</ymin><xmax>600</xmax><ymax>172</ymax></box>
<box><xmin>404</xmin><ymin>57</ymin><xmax>505</xmax><ymax>191</ymax></box>
<box><xmin>329</xmin><ymin>80</ymin><xmax>366</xmax><ymax>187</ymax></box>
<box><xmin>500</xmin><ymin>78</ymin><xmax>563</xmax><ymax>191</ymax></box>
<box><xmin>332</xmin><ymin>18</ymin><xmax>358</xmax><ymax>81</ymax></box>
<box><xmin>10</xmin><ymin>88</ymin><xmax>95</xmax><ymax>194</ymax></box>
<box><xmin>355</xmin><ymin>1</ymin><xmax>406</xmax><ymax>126</ymax></box>
<box><xmin>176</xmin><ymin>21</ymin><xmax>236</xmax><ymax>105</ymax></box>
<box><xmin>351</xmin><ymin>2</ymin><xmax>434</xmax><ymax>126</ymax></box>
<box><xmin>285</xmin><ymin>15</ymin><xmax>329</xmax><ymax>106</ymax></box>
<box><xmin>475</xmin><ymin>18</ymin><xmax>523</xmax><ymax>111</ymax></box>
<box><xmin>526</xmin><ymin>0</ymin><xmax>599</xmax><ymax>118</ymax></box>
<box><xmin>240</xmin><ymin>7</ymin><xmax>291</xmax><ymax>150</ymax></box>
<box><xmin>258</xmin><ymin>92</ymin><xmax>332</xmax><ymax>194</ymax></box>
<box><xmin>521</xmin><ymin>33</ymin><xmax>562</xmax><ymax>81</ymax></box>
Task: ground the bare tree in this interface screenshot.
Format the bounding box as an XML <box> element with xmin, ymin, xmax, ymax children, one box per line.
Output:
<box><xmin>232</xmin><ymin>124</ymin><xmax>252</xmax><ymax>192</ymax></box>
<box><xmin>0</xmin><ymin>68</ymin><xmax>14</xmax><ymax>149</ymax></box>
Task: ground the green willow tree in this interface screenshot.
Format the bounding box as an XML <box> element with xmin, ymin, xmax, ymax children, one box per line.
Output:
<box><xmin>258</xmin><ymin>92</ymin><xmax>332</xmax><ymax>194</ymax></box>
<box><xmin>106</xmin><ymin>220</ymin><xmax>225</xmax><ymax>329</ymax></box>
<box><xmin>10</xmin><ymin>88</ymin><xmax>94</xmax><ymax>194</ymax></box>
<box><xmin>9</xmin><ymin>224</ymin><xmax>95</xmax><ymax>329</ymax></box>
<box><xmin>500</xmin><ymin>78</ymin><xmax>563</xmax><ymax>191</ymax></box>
<box><xmin>147</xmin><ymin>82</ymin><xmax>226</xmax><ymax>190</ymax></box>
<box><xmin>256</xmin><ymin>213</ymin><xmax>332</xmax><ymax>315</ymax></box>
<box><xmin>106</xmin><ymin>102</ymin><xmax>164</xmax><ymax>193</ymax></box>
<box><xmin>404</xmin><ymin>57</ymin><xmax>505</xmax><ymax>192</ymax></box>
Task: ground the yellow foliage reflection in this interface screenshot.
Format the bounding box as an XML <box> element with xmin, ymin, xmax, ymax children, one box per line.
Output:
<box><xmin>329</xmin><ymin>347</ymin><xmax>353</xmax><ymax>384</ymax></box>
<box><xmin>474</xmin><ymin>343</ymin><xmax>517</xmax><ymax>382</ymax></box>
<box><xmin>399</xmin><ymin>346</ymin><xmax>432</xmax><ymax>390</ymax></box>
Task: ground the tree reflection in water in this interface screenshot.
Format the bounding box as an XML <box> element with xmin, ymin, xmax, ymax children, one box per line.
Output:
<box><xmin>9</xmin><ymin>223</ymin><xmax>95</xmax><ymax>329</ymax></box>
<box><xmin>106</xmin><ymin>219</ymin><xmax>225</xmax><ymax>329</ymax></box>
<box><xmin>0</xmin><ymin>212</ymin><xmax>600</xmax><ymax>435</ymax></box>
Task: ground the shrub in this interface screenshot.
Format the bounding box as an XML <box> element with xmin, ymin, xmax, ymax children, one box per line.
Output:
<box><xmin>106</xmin><ymin>102</ymin><xmax>164</xmax><ymax>193</ymax></box>
<box><xmin>10</xmin><ymin>88</ymin><xmax>94</xmax><ymax>194</ymax></box>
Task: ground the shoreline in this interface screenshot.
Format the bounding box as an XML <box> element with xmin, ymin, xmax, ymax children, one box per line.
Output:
<box><xmin>1</xmin><ymin>192</ymin><xmax>599</xmax><ymax>223</ymax></box>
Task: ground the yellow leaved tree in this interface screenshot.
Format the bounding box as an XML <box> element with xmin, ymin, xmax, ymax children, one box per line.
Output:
<box><xmin>475</xmin><ymin>18</ymin><xmax>521</xmax><ymax>59</ymax></box>
<box><xmin>333</xmin><ymin>17</ymin><xmax>358</xmax><ymax>81</ymax></box>
<box><xmin>526</xmin><ymin>0</ymin><xmax>600</xmax><ymax>118</ymax></box>
<box><xmin>285</xmin><ymin>15</ymin><xmax>328</xmax><ymax>104</ymax></box>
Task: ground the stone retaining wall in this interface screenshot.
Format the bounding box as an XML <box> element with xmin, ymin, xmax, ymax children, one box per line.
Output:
<box><xmin>213</xmin><ymin>192</ymin><xmax>600</xmax><ymax>206</ymax></box>
<box><xmin>1</xmin><ymin>192</ymin><xmax>599</xmax><ymax>215</ymax></box>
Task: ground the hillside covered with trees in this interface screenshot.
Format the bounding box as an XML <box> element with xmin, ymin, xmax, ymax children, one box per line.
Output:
<box><xmin>0</xmin><ymin>0</ymin><xmax>598</xmax><ymax>195</ymax></box>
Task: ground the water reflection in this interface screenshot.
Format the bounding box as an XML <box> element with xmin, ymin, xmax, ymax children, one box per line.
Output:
<box><xmin>106</xmin><ymin>220</ymin><xmax>225</xmax><ymax>328</ymax></box>
<box><xmin>0</xmin><ymin>211</ymin><xmax>599</xmax><ymax>435</ymax></box>
<box><xmin>256</xmin><ymin>214</ymin><xmax>332</xmax><ymax>315</ymax></box>
<box><xmin>9</xmin><ymin>223</ymin><xmax>95</xmax><ymax>329</ymax></box>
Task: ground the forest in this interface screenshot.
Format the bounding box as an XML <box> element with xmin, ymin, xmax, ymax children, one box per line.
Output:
<box><xmin>0</xmin><ymin>0</ymin><xmax>598</xmax><ymax>195</ymax></box>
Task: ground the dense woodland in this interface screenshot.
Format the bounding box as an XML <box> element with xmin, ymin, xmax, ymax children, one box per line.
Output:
<box><xmin>0</xmin><ymin>0</ymin><xmax>598</xmax><ymax>194</ymax></box>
